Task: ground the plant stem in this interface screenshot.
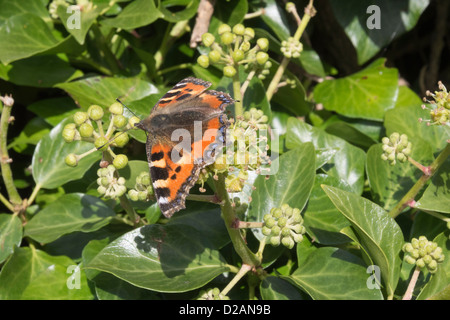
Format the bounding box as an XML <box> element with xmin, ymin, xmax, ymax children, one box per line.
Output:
<box><xmin>389</xmin><ymin>143</ymin><xmax>450</xmax><ymax>218</ymax></box>
<box><xmin>403</xmin><ymin>266</ymin><xmax>421</xmax><ymax>300</ymax></box>
<box><xmin>266</xmin><ymin>1</ymin><xmax>315</xmax><ymax>101</ymax></box>
<box><xmin>214</xmin><ymin>174</ymin><xmax>260</xmax><ymax>266</ymax></box>
<box><xmin>221</xmin><ymin>263</ymin><xmax>252</xmax><ymax>296</ymax></box>
<box><xmin>238</xmin><ymin>221</ymin><xmax>264</xmax><ymax>228</ymax></box>
<box><xmin>0</xmin><ymin>95</ymin><xmax>22</xmax><ymax>207</ymax></box>
<box><xmin>27</xmin><ymin>183</ymin><xmax>42</xmax><ymax>207</ymax></box>
<box><xmin>232</xmin><ymin>72</ymin><xmax>244</xmax><ymax>116</ymax></box>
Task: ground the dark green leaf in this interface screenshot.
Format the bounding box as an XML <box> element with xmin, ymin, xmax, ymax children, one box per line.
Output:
<box><xmin>248</xmin><ymin>143</ymin><xmax>315</xmax><ymax>239</ymax></box>
<box><xmin>286</xmin><ymin>117</ymin><xmax>366</xmax><ymax>194</ymax></box>
<box><xmin>32</xmin><ymin>119</ymin><xmax>101</xmax><ymax>189</ymax></box>
<box><xmin>314</xmin><ymin>59</ymin><xmax>398</xmax><ymax>121</ymax></box>
<box><xmin>0</xmin><ymin>214</ymin><xmax>22</xmax><ymax>263</ymax></box>
<box><xmin>322</xmin><ymin>185</ymin><xmax>404</xmax><ymax>299</ymax></box>
<box><xmin>87</xmin><ymin>224</ymin><xmax>229</xmax><ymax>292</ymax></box>
<box><xmin>101</xmin><ymin>0</ymin><xmax>163</xmax><ymax>29</ymax></box>
<box><xmin>24</xmin><ymin>193</ymin><xmax>116</xmax><ymax>243</ymax></box>
<box><xmin>260</xmin><ymin>276</ymin><xmax>304</xmax><ymax>300</ymax></box>
<box><xmin>287</xmin><ymin>247</ymin><xmax>383</xmax><ymax>300</ymax></box>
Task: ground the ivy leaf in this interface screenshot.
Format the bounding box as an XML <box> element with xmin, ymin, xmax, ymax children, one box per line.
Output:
<box><xmin>329</xmin><ymin>0</ymin><xmax>429</xmax><ymax>65</ymax></box>
<box><xmin>248</xmin><ymin>143</ymin><xmax>316</xmax><ymax>239</ymax></box>
<box><xmin>366</xmin><ymin>140</ymin><xmax>434</xmax><ymax>211</ymax></box>
<box><xmin>101</xmin><ymin>0</ymin><xmax>163</xmax><ymax>30</ymax></box>
<box><xmin>0</xmin><ymin>247</ymin><xmax>93</xmax><ymax>300</ymax></box>
<box><xmin>0</xmin><ymin>13</ymin><xmax>60</xmax><ymax>64</ymax></box>
<box><xmin>314</xmin><ymin>59</ymin><xmax>398</xmax><ymax>121</ymax></box>
<box><xmin>260</xmin><ymin>276</ymin><xmax>304</xmax><ymax>300</ymax></box>
<box><xmin>24</xmin><ymin>193</ymin><xmax>116</xmax><ymax>244</ymax></box>
<box><xmin>32</xmin><ymin>119</ymin><xmax>101</xmax><ymax>189</ymax></box>
<box><xmin>56</xmin><ymin>76</ymin><xmax>159</xmax><ymax>109</ymax></box>
<box><xmin>322</xmin><ymin>185</ymin><xmax>404</xmax><ymax>299</ymax></box>
<box><xmin>0</xmin><ymin>214</ymin><xmax>22</xmax><ymax>263</ymax></box>
<box><xmin>416</xmin><ymin>157</ymin><xmax>450</xmax><ymax>214</ymax></box>
<box><xmin>87</xmin><ymin>224</ymin><xmax>229</xmax><ymax>292</ymax></box>
<box><xmin>286</xmin><ymin>117</ymin><xmax>366</xmax><ymax>194</ymax></box>
<box><xmin>286</xmin><ymin>247</ymin><xmax>383</xmax><ymax>300</ymax></box>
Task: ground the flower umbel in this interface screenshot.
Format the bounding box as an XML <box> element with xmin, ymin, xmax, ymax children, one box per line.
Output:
<box><xmin>402</xmin><ymin>236</ymin><xmax>445</xmax><ymax>273</ymax></box>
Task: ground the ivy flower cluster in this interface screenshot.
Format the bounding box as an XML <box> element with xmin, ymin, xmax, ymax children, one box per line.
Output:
<box><xmin>197</xmin><ymin>23</ymin><xmax>271</xmax><ymax>78</ymax></box>
<box><xmin>402</xmin><ymin>236</ymin><xmax>445</xmax><ymax>273</ymax></box>
<box><xmin>262</xmin><ymin>204</ymin><xmax>306</xmax><ymax>249</ymax></box>
<box><xmin>381</xmin><ymin>132</ymin><xmax>412</xmax><ymax>166</ymax></box>
<box><xmin>420</xmin><ymin>81</ymin><xmax>450</xmax><ymax>126</ymax></box>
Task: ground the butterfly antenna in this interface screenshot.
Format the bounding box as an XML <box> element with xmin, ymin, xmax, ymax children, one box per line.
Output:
<box><xmin>116</xmin><ymin>98</ymin><xmax>140</xmax><ymax>119</ymax></box>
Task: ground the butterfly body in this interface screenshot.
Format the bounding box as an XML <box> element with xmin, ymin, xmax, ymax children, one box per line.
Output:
<box><xmin>135</xmin><ymin>77</ymin><xmax>234</xmax><ymax>218</ymax></box>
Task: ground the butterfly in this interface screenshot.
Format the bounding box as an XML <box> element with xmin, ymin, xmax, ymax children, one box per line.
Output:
<box><xmin>135</xmin><ymin>77</ymin><xmax>234</xmax><ymax>218</ymax></box>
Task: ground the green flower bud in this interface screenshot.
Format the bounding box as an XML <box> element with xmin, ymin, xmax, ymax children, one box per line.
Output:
<box><xmin>292</xmin><ymin>233</ymin><xmax>303</xmax><ymax>243</ymax></box>
<box><xmin>97</xmin><ymin>186</ymin><xmax>107</xmax><ymax>195</ymax></box>
<box><xmin>73</xmin><ymin>111</ymin><xmax>88</xmax><ymax>125</ymax></box>
<box><xmin>403</xmin><ymin>243</ymin><xmax>414</xmax><ymax>253</ymax></box>
<box><xmin>232</xmin><ymin>49</ymin><xmax>245</xmax><ymax>62</ymax></box>
<box><xmin>397</xmin><ymin>153</ymin><xmax>406</xmax><ymax>162</ymax></box>
<box><xmin>109</xmin><ymin>102</ymin><xmax>124</xmax><ymax>115</ymax></box>
<box><xmin>113</xmin><ymin>154</ymin><xmax>128</xmax><ymax>169</ymax></box>
<box><xmin>197</xmin><ymin>55</ymin><xmax>210</xmax><ymax>68</ymax></box>
<box><xmin>256</xmin><ymin>52</ymin><xmax>269</xmax><ymax>65</ymax></box>
<box><xmin>128</xmin><ymin>116</ymin><xmax>141</xmax><ymax>128</ymax></box>
<box><xmin>218</xmin><ymin>24</ymin><xmax>231</xmax><ymax>35</ymax></box>
<box><xmin>201</xmin><ymin>32</ymin><xmax>215</xmax><ymax>47</ymax></box>
<box><xmin>113</xmin><ymin>115</ymin><xmax>127</xmax><ymax>128</ymax></box>
<box><xmin>423</xmin><ymin>254</ymin><xmax>433</xmax><ymax>265</ymax></box>
<box><xmin>112</xmin><ymin>132</ymin><xmax>129</xmax><ymax>148</ymax></box>
<box><xmin>244</xmin><ymin>27</ymin><xmax>255</xmax><ymax>39</ymax></box>
<box><xmin>381</xmin><ymin>137</ymin><xmax>390</xmax><ymax>144</ymax></box>
<box><xmin>405</xmin><ymin>255</ymin><xmax>416</xmax><ymax>265</ymax></box>
<box><xmin>271</xmin><ymin>207</ymin><xmax>283</xmax><ymax>219</ymax></box>
<box><xmin>65</xmin><ymin>153</ymin><xmax>78</xmax><ymax>167</ymax></box>
<box><xmin>271</xmin><ymin>225</ymin><xmax>281</xmax><ymax>236</ymax></box>
<box><xmin>62</xmin><ymin>126</ymin><xmax>77</xmax><ymax>142</ymax></box>
<box><xmin>428</xmin><ymin>260</ymin><xmax>438</xmax><ymax>272</ymax></box>
<box><xmin>416</xmin><ymin>258</ymin><xmax>425</xmax><ymax>268</ymax></box>
<box><xmin>223</xmin><ymin>65</ymin><xmax>237</xmax><ymax>77</ymax></box>
<box><xmin>270</xmin><ymin>236</ymin><xmax>280</xmax><ymax>246</ymax></box>
<box><xmin>281</xmin><ymin>236</ymin><xmax>295</xmax><ymax>249</ymax></box>
<box><xmin>240</xmin><ymin>40</ymin><xmax>251</xmax><ymax>52</ymax></box>
<box><xmin>281</xmin><ymin>227</ymin><xmax>291</xmax><ymax>237</ymax></box>
<box><xmin>139</xmin><ymin>172</ymin><xmax>151</xmax><ymax>186</ymax></box>
<box><xmin>138</xmin><ymin>190</ymin><xmax>148</xmax><ymax>201</ymax></box>
<box><xmin>221</xmin><ymin>32</ymin><xmax>234</xmax><ymax>45</ymax></box>
<box><xmin>257</xmin><ymin>38</ymin><xmax>269</xmax><ymax>51</ymax></box>
<box><xmin>208</xmin><ymin>50</ymin><xmax>221</xmax><ymax>63</ymax></box>
<box><xmin>262</xmin><ymin>226</ymin><xmax>272</xmax><ymax>236</ymax></box>
<box><xmin>232</xmin><ymin>24</ymin><xmax>245</xmax><ymax>36</ymax></box>
<box><xmin>94</xmin><ymin>136</ymin><xmax>109</xmax><ymax>151</ymax></box>
<box><xmin>128</xmin><ymin>189</ymin><xmax>139</xmax><ymax>201</ymax></box>
<box><xmin>87</xmin><ymin>105</ymin><xmax>104</xmax><ymax>121</ymax></box>
<box><xmin>79</xmin><ymin>122</ymin><xmax>94</xmax><ymax>138</ymax></box>
<box><xmin>277</xmin><ymin>216</ymin><xmax>287</xmax><ymax>228</ymax></box>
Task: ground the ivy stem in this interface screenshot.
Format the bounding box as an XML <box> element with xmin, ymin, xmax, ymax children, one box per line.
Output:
<box><xmin>0</xmin><ymin>95</ymin><xmax>22</xmax><ymax>207</ymax></box>
<box><xmin>232</xmin><ymin>72</ymin><xmax>244</xmax><ymax>116</ymax></box>
<box><xmin>408</xmin><ymin>157</ymin><xmax>431</xmax><ymax>175</ymax></box>
<box><xmin>265</xmin><ymin>1</ymin><xmax>315</xmax><ymax>101</ymax></box>
<box><xmin>27</xmin><ymin>183</ymin><xmax>42</xmax><ymax>208</ymax></box>
<box><xmin>221</xmin><ymin>263</ymin><xmax>252</xmax><ymax>296</ymax></box>
<box><xmin>214</xmin><ymin>174</ymin><xmax>260</xmax><ymax>267</ymax></box>
<box><xmin>402</xmin><ymin>266</ymin><xmax>421</xmax><ymax>300</ymax></box>
<box><xmin>389</xmin><ymin>143</ymin><xmax>450</xmax><ymax>218</ymax></box>
<box><xmin>237</xmin><ymin>221</ymin><xmax>264</xmax><ymax>228</ymax></box>
<box><xmin>102</xmin><ymin>151</ymin><xmax>141</xmax><ymax>226</ymax></box>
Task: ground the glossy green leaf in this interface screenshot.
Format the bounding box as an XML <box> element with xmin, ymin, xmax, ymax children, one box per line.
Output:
<box><xmin>286</xmin><ymin>117</ymin><xmax>366</xmax><ymax>194</ymax></box>
<box><xmin>24</xmin><ymin>193</ymin><xmax>116</xmax><ymax>243</ymax></box>
<box><xmin>260</xmin><ymin>276</ymin><xmax>304</xmax><ymax>300</ymax></box>
<box><xmin>248</xmin><ymin>143</ymin><xmax>315</xmax><ymax>239</ymax></box>
<box><xmin>32</xmin><ymin>119</ymin><xmax>101</xmax><ymax>189</ymax></box>
<box><xmin>87</xmin><ymin>224</ymin><xmax>229</xmax><ymax>292</ymax></box>
<box><xmin>0</xmin><ymin>0</ymin><xmax>50</xmax><ymax>25</ymax></box>
<box><xmin>416</xmin><ymin>157</ymin><xmax>450</xmax><ymax>213</ymax></box>
<box><xmin>384</xmin><ymin>101</ymin><xmax>448</xmax><ymax>151</ymax></box>
<box><xmin>0</xmin><ymin>55</ymin><xmax>83</xmax><ymax>88</ymax></box>
<box><xmin>27</xmin><ymin>97</ymin><xmax>78</xmax><ymax>126</ymax></box>
<box><xmin>56</xmin><ymin>0</ymin><xmax>111</xmax><ymax>45</ymax></box>
<box><xmin>8</xmin><ymin>117</ymin><xmax>51</xmax><ymax>153</ymax></box>
<box><xmin>286</xmin><ymin>247</ymin><xmax>383</xmax><ymax>300</ymax></box>
<box><xmin>322</xmin><ymin>185</ymin><xmax>404</xmax><ymax>299</ymax></box>
<box><xmin>366</xmin><ymin>140</ymin><xmax>434</xmax><ymax>211</ymax></box>
<box><xmin>56</xmin><ymin>76</ymin><xmax>159</xmax><ymax>109</ymax></box>
<box><xmin>314</xmin><ymin>59</ymin><xmax>398</xmax><ymax>121</ymax></box>
<box><xmin>102</xmin><ymin>0</ymin><xmax>163</xmax><ymax>29</ymax></box>
<box><xmin>0</xmin><ymin>247</ymin><xmax>93</xmax><ymax>300</ymax></box>
<box><xmin>0</xmin><ymin>13</ymin><xmax>60</xmax><ymax>64</ymax></box>
<box><xmin>303</xmin><ymin>174</ymin><xmax>351</xmax><ymax>245</ymax></box>
<box><xmin>329</xmin><ymin>0</ymin><xmax>429</xmax><ymax>65</ymax></box>
<box><xmin>159</xmin><ymin>0</ymin><xmax>199</xmax><ymax>22</ymax></box>
<box><xmin>0</xmin><ymin>214</ymin><xmax>22</xmax><ymax>263</ymax></box>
